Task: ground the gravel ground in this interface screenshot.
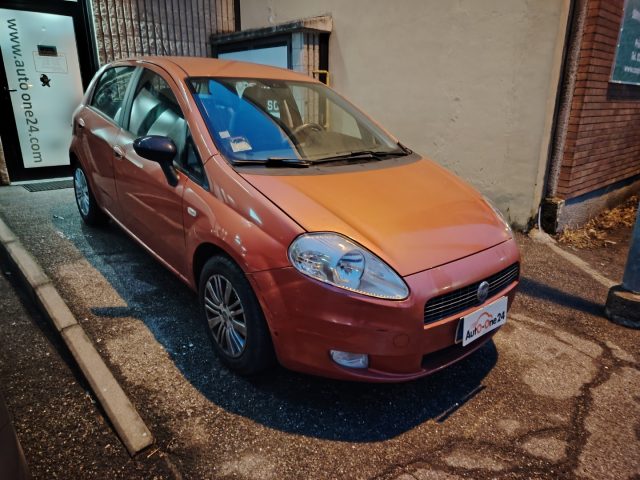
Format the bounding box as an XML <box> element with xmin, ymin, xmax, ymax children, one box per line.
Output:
<box><xmin>0</xmin><ymin>184</ymin><xmax>639</xmax><ymax>479</ymax></box>
<box><xmin>0</xmin><ymin>268</ymin><xmax>173</xmax><ymax>479</ymax></box>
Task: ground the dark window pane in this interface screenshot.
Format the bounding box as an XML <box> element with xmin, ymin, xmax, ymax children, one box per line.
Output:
<box><xmin>90</xmin><ymin>66</ymin><xmax>135</xmax><ymax>123</ymax></box>
<box><xmin>129</xmin><ymin>69</ymin><xmax>207</xmax><ymax>186</ymax></box>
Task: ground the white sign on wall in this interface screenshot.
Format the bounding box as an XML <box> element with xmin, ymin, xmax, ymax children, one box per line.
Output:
<box><xmin>0</xmin><ymin>9</ymin><xmax>83</xmax><ymax>168</ymax></box>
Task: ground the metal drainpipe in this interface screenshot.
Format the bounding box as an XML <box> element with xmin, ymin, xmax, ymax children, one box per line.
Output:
<box><xmin>543</xmin><ymin>0</ymin><xmax>587</xmax><ymax>201</ymax></box>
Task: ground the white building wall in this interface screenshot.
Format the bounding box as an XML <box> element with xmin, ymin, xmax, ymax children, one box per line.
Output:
<box><xmin>240</xmin><ymin>0</ymin><xmax>571</xmax><ymax>227</ymax></box>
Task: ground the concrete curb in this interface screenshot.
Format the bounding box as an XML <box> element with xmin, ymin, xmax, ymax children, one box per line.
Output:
<box><xmin>0</xmin><ymin>216</ymin><xmax>154</xmax><ymax>456</ymax></box>
<box><xmin>528</xmin><ymin>229</ymin><xmax>616</xmax><ymax>289</ymax></box>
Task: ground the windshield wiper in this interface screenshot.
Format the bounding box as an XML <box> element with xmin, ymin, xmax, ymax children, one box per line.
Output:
<box><xmin>313</xmin><ymin>149</ymin><xmax>409</xmax><ymax>164</ymax></box>
<box><xmin>232</xmin><ymin>148</ymin><xmax>409</xmax><ymax>168</ymax></box>
<box><xmin>233</xmin><ymin>157</ymin><xmax>312</xmax><ymax>168</ymax></box>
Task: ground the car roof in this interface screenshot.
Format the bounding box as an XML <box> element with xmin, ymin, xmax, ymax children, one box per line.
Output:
<box><xmin>123</xmin><ymin>56</ymin><xmax>319</xmax><ymax>83</ymax></box>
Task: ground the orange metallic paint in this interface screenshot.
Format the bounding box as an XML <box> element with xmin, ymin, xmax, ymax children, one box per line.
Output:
<box><xmin>77</xmin><ymin>110</ymin><xmax>122</xmax><ymax>218</ymax></box>
<box><xmin>241</xmin><ymin>157</ymin><xmax>512</xmax><ymax>276</ymax></box>
<box><xmin>249</xmin><ymin>238</ymin><xmax>518</xmax><ymax>381</ymax></box>
<box><xmin>115</xmin><ymin>127</ymin><xmax>189</xmax><ymax>276</ymax></box>
<box><xmin>71</xmin><ymin>57</ymin><xmax>520</xmax><ymax>382</ymax></box>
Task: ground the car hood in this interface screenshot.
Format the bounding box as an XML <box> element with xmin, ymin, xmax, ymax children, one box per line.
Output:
<box><xmin>239</xmin><ymin>156</ymin><xmax>512</xmax><ymax>276</ymax></box>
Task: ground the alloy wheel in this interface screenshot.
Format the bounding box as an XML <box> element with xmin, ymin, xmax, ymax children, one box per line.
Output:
<box><xmin>204</xmin><ymin>274</ymin><xmax>247</xmax><ymax>358</ymax></box>
<box><xmin>74</xmin><ymin>168</ymin><xmax>90</xmax><ymax>217</ymax></box>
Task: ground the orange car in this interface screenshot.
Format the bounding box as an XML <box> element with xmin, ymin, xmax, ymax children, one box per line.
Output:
<box><xmin>70</xmin><ymin>57</ymin><xmax>519</xmax><ymax>382</ymax></box>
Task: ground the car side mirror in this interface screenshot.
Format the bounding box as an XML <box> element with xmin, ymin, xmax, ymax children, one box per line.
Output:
<box><xmin>133</xmin><ymin>135</ymin><xmax>179</xmax><ymax>186</ymax></box>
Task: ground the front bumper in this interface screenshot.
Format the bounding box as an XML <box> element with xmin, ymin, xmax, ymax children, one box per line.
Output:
<box><xmin>248</xmin><ymin>238</ymin><xmax>520</xmax><ymax>382</ymax></box>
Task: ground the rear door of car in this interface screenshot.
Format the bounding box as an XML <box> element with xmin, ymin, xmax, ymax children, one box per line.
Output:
<box><xmin>78</xmin><ymin>65</ymin><xmax>136</xmax><ymax>220</ymax></box>
<box><xmin>113</xmin><ymin>64</ymin><xmax>209</xmax><ymax>279</ymax></box>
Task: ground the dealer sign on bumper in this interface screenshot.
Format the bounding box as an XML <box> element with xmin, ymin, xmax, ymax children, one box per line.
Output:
<box><xmin>461</xmin><ymin>296</ymin><xmax>508</xmax><ymax>346</ymax></box>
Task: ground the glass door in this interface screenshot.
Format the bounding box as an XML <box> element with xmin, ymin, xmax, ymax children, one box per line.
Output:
<box><xmin>0</xmin><ymin>7</ymin><xmax>84</xmax><ymax>178</ymax></box>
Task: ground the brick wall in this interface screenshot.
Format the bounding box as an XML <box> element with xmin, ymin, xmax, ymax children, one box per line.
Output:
<box><xmin>91</xmin><ymin>0</ymin><xmax>236</xmax><ymax>64</ymax></box>
<box><xmin>557</xmin><ymin>0</ymin><xmax>640</xmax><ymax>200</ymax></box>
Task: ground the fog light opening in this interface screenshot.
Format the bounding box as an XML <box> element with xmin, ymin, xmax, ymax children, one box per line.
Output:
<box><xmin>330</xmin><ymin>350</ymin><xmax>369</xmax><ymax>369</ymax></box>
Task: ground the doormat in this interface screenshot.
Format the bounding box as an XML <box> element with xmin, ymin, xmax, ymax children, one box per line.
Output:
<box><xmin>22</xmin><ymin>180</ymin><xmax>73</xmax><ymax>192</ymax></box>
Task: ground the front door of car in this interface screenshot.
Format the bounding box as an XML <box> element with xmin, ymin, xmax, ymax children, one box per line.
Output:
<box><xmin>113</xmin><ymin>67</ymin><xmax>191</xmax><ymax>277</ymax></box>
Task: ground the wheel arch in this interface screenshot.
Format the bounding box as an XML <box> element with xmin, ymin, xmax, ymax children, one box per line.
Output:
<box><xmin>192</xmin><ymin>242</ymin><xmax>237</xmax><ymax>287</ymax></box>
<box><xmin>69</xmin><ymin>150</ymin><xmax>80</xmax><ymax>169</ymax></box>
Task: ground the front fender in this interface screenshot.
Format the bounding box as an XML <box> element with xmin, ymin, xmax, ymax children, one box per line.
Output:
<box><xmin>182</xmin><ymin>160</ymin><xmax>304</xmax><ymax>287</ymax></box>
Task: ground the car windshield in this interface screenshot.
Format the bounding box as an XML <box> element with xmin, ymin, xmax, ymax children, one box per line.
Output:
<box><xmin>188</xmin><ymin>77</ymin><xmax>404</xmax><ymax>165</ymax></box>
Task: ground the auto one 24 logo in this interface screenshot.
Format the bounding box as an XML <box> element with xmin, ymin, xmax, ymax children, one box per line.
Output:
<box><xmin>465</xmin><ymin>310</ymin><xmax>505</xmax><ymax>342</ymax></box>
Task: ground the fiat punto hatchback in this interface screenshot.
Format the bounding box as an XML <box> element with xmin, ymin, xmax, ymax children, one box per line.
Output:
<box><xmin>71</xmin><ymin>57</ymin><xmax>520</xmax><ymax>382</ymax></box>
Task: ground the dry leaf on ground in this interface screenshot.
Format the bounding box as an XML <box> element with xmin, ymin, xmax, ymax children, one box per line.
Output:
<box><xmin>557</xmin><ymin>195</ymin><xmax>638</xmax><ymax>249</ymax></box>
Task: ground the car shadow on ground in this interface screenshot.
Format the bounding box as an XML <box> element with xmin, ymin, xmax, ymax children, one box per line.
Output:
<box><xmin>518</xmin><ymin>276</ymin><xmax>604</xmax><ymax>316</ymax></box>
<box><xmin>69</xmin><ymin>219</ymin><xmax>497</xmax><ymax>442</ymax></box>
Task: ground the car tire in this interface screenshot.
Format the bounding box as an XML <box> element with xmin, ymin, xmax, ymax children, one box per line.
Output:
<box><xmin>199</xmin><ymin>256</ymin><xmax>276</xmax><ymax>375</ymax></box>
<box><xmin>73</xmin><ymin>166</ymin><xmax>107</xmax><ymax>226</ymax></box>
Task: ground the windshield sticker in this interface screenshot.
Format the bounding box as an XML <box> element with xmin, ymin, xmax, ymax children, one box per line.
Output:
<box><xmin>219</xmin><ymin>130</ymin><xmax>231</xmax><ymax>139</ymax></box>
<box><xmin>235</xmin><ymin>81</ymin><xmax>254</xmax><ymax>98</ymax></box>
<box><xmin>266</xmin><ymin>99</ymin><xmax>280</xmax><ymax>118</ymax></box>
<box><xmin>229</xmin><ymin>136</ymin><xmax>252</xmax><ymax>152</ymax></box>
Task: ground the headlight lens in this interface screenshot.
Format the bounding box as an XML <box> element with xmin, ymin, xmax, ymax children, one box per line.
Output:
<box><xmin>288</xmin><ymin>233</ymin><xmax>409</xmax><ymax>300</ymax></box>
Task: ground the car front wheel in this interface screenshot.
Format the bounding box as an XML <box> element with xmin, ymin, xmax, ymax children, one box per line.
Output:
<box><xmin>199</xmin><ymin>256</ymin><xmax>276</xmax><ymax>375</ymax></box>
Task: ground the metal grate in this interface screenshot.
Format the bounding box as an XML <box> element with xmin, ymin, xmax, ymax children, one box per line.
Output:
<box><xmin>424</xmin><ymin>263</ymin><xmax>520</xmax><ymax>324</ymax></box>
<box><xmin>22</xmin><ymin>180</ymin><xmax>73</xmax><ymax>192</ymax></box>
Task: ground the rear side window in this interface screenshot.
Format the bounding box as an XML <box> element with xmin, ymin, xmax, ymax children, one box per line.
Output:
<box><xmin>90</xmin><ymin>66</ymin><xmax>135</xmax><ymax>123</ymax></box>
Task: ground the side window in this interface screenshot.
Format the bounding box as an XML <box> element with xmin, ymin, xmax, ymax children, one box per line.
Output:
<box><xmin>90</xmin><ymin>66</ymin><xmax>135</xmax><ymax>123</ymax></box>
<box><xmin>129</xmin><ymin>69</ymin><xmax>208</xmax><ymax>187</ymax></box>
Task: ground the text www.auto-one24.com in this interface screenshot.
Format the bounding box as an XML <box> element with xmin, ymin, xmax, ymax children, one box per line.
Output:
<box><xmin>7</xmin><ymin>18</ymin><xmax>43</xmax><ymax>163</ymax></box>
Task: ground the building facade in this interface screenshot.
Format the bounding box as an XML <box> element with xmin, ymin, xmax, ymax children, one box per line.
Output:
<box><xmin>0</xmin><ymin>0</ymin><xmax>234</xmax><ymax>182</ymax></box>
<box><xmin>228</xmin><ymin>0</ymin><xmax>640</xmax><ymax>230</ymax></box>
<box><xmin>544</xmin><ymin>0</ymin><xmax>640</xmax><ymax>231</ymax></box>
<box><xmin>0</xmin><ymin>0</ymin><xmax>638</xmax><ymax>231</ymax></box>
<box><xmin>91</xmin><ymin>0</ymin><xmax>237</xmax><ymax>63</ymax></box>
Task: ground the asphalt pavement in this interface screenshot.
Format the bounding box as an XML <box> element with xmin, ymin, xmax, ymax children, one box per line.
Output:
<box><xmin>0</xmin><ymin>260</ymin><xmax>173</xmax><ymax>478</ymax></box>
<box><xmin>0</xmin><ymin>184</ymin><xmax>638</xmax><ymax>480</ymax></box>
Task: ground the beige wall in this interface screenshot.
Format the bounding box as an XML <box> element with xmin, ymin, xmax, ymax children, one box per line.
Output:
<box><xmin>240</xmin><ymin>0</ymin><xmax>570</xmax><ymax>227</ymax></box>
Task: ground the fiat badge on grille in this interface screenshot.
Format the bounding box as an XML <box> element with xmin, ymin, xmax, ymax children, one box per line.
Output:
<box><xmin>477</xmin><ymin>281</ymin><xmax>490</xmax><ymax>303</ymax></box>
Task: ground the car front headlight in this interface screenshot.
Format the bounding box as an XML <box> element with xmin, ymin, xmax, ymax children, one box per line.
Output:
<box><xmin>288</xmin><ymin>233</ymin><xmax>409</xmax><ymax>300</ymax></box>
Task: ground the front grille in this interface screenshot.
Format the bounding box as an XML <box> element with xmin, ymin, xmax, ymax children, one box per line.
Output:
<box><xmin>424</xmin><ymin>263</ymin><xmax>519</xmax><ymax>324</ymax></box>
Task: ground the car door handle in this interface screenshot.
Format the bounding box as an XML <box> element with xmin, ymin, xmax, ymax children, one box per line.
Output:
<box><xmin>77</xmin><ymin>118</ymin><xmax>85</xmax><ymax>129</ymax></box>
<box><xmin>113</xmin><ymin>146</ymin><xmax>124</xmax><ymax>158</ymax></box>
<box><xmin>187</xmin><ymin>207</ymin><xmax>197</xmax><ymax>218</ymax></box>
